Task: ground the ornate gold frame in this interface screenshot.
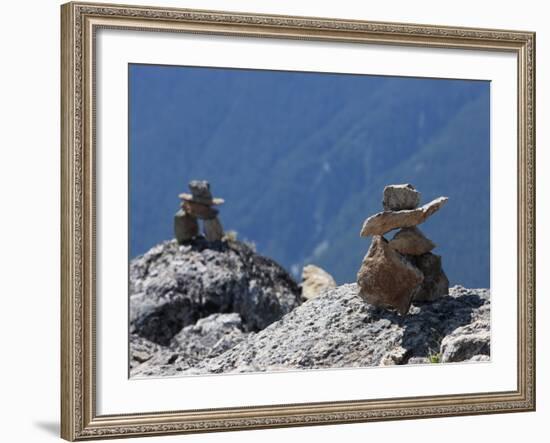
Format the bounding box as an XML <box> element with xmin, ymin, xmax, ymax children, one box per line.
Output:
<box><xmin>61</xmin><ymin>1</ymin><xmax>536</xmax><ymax>440</ymax></box>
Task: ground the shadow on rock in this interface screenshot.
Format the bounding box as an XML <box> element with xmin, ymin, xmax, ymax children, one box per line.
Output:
<box><xmin>179</xmin><ymin>236</ymin><xmax>228</xmax><ymax>253</ymax></box>
<box><xmin>400</xmin><ymin>293</ymin><xmax>487</xmax><ymax>360</ymax></box>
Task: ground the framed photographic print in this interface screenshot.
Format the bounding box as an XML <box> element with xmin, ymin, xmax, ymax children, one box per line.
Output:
<box><xmin>61</xmin><ymin>1</ymin><xmax>536</xmax><ymax>440</ymax></box>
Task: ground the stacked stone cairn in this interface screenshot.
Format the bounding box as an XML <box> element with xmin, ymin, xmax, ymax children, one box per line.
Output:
<box><xmin>174</xmin><ymin>180</ymin><xmax>225</xmax><ymax>243</ymax></box>
<box><xmin>356</xmin><ymin>184</ymin><xmax>450</xmax><ymax>316</ymax></box>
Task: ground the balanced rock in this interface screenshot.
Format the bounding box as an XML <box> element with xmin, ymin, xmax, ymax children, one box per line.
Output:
<box><xmin>389</xmin><ymin>227</ymin><xmax>436</xmax><ymax>255</ymax></box>
<box><xmin>203</xmin><ymin>217</ymin><xmax>224</xmax><ymax>242</ymax></box>
<box><xmin>183</xmin><ymin>200</ymin><xmax>219</xmax><ymax>220</ymax></box>
<box><xmin>410</xmin><ymin>253</ymin><xmax>449</xmax><ymax>302</ymax></box>
<box><xmin>383</xmin><ymin>184</ymin><xmax>421</xmax><ymax>211</ymax></box>
<box><xmin>179</xmin><ymin>180</ymin><xmax>224</xmax><ymax>206</ymax></box>
<box><xmin>360</xmin><ymin>196</ymin><xmax>448</xmax><ymax>237</ymax></box>
<box><xmin>301</xmin><ymin>264</ymin><xmax>337</xmax><ymax>300</ymax></box>
<box><xmin>174</xmin><ymin>209</ymin><xmax>199</xmax><ymax>243</ymax></box>
<box><xmin>177</xmin><ymin>180</ymin><xmax>225</xmax><ymax>242</ymax></box>
<box><xmin>357</xmin><ymin>236</ymin><xmax>423</xmax><ymax>315</ymax></box>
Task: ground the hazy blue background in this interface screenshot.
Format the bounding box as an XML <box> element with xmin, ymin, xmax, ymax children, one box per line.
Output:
<box><xmin>129</xmin><ymin>64</ymin><xmax>490</xmax><ymax>288</ymax></box>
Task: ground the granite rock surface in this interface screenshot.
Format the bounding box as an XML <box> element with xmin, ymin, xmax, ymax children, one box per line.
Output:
<box><xmin>130</xmin><ymin>238</ymin><xmax>301</xmax><ymax>346</ymax></box>
<box><xmin>131</xmin><ymin>283</ymin><xmax>490</xmax><ymax>377</ymax></box>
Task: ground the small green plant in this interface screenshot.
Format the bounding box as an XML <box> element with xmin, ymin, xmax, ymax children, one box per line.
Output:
<box><xmin>427</xmin><ymin>352</ymin><xmax>441</xmax><ymax>364</ymax></box>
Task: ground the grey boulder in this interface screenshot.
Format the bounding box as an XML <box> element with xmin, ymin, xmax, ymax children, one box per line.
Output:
<box><xmin>171</xmin><ymin>313</ymin><xmax>246</xmax><ymax>359</ymax></box>
<box><xmin>440</xmin><ymin>319</ymin><xmax>490</xmax><ymax>363</ymax></box>
<box><xmin>132</xmin><ymin>313</ymin><xmax>248</xmax><ymax>377</ymax></box>
<box><xmin>130</xmin><ymin>239</ymin><xmax>301</xmax><ymax>346</ymax></box>
<box><xmin>129</xmin><ymin>334</ymin><xmax>167</xmax><ymax>370</ymax></box>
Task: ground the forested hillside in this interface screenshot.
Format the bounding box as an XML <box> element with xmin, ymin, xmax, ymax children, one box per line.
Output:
<box><xmin>129</xmin><ymin>64</ymin><xmax>490</xmax><ymax>288</ymax></box>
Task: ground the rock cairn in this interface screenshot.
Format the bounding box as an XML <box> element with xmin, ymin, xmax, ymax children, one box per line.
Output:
<box><xmin>356</xmin><ymin>184</ymin><xmax>449</xmax><ymax>315</ymax></box>
<box><xmin>174</xmin><ymin>180</ymin><xmax>225</xmax><ymax>243</ymax></box>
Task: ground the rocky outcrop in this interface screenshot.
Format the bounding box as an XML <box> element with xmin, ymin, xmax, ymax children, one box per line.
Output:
<box><xmin>131</xmin><ymin>313</ymin><xmax>249</xmax><ymax>376</ymax></box>
<box><xmin>131</xmin><ymin>284</ymin><xmax>490</xmax><ymax>377</ymax></box>
<box><xmin>130</xmin><ymin>334</ymin><xmax>168</xmax><ymax>371</ymax></box>
<box><xmin>130</xmin><ymin>238</ymin><xmax>301</xmax><ymax>346</ymax></box>
<box><xmin>440</xmin><ymin>319</ymin><xmax>490</xmax><ymax>362</ymax></box>
<box><xmin>300</xmin><ymin>264</ymin><xmax>337</xmax><ymax>300</ymax></box>
<box><xmin>171</xmin><ymin>313</ymin><xmax>247</xmax><ymax>360</ymax></box>
<box><xmin>130</xmin><ymin>186</ymin><xmax>487</xmax><ymax>378</ymax></box>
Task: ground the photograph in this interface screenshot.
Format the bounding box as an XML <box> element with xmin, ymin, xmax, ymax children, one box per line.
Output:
<box><xmin>0</xmin><ymin>0</ymin><xmax>544</xmax><ymax>440</ymax></box>
<box><xmin>128</xmin><ymin>64</ymin><xmax>491</xmax><ymax>378</ymax></box>
<box><xmin>58</xmin><ymin>2</ymin><xmax>536</xmax><ymax>439</ymax></box>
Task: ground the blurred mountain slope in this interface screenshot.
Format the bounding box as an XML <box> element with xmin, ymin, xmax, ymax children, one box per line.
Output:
<box><xmin>129</xmin><ymin>65</ymin><xmax>490</xmax><ymax>287</ymax></box>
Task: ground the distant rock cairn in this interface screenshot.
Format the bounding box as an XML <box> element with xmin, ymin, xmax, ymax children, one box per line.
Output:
<box><xmin>174</xmin><ymin>180</ymin><xmax>225</xmax><ymax>243</ymax></box>
<box><xmin>357</xmin><ymin>184</ymin><xmax>449</xmax><ymax>315</ymax></box>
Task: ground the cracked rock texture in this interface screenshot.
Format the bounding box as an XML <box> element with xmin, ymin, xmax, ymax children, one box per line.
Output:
<box><xmin>130</xmin><ymin>238</ymin><xmax>301</xmax><ymax>346</ymax></box>
<box><xmin>131</xmin><ymin>281</ymin><xmax>490</xmax><ymax>377</ymax></box>
<box><xmin>131</xmin><ymin>313</ymin><xmax>250</xmax><ymax>376</ymax></box>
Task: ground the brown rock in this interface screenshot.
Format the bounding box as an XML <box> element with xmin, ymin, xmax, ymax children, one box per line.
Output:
<box><xmin>356</xmin><ymin>236</ymin><xmax>423</xmax><ymax>315</ymax></box>
<box><xmin>360</xmin><ymin>196</ymin><xmax>448</xmax><ymax>237</ymax></box>
<box><xmin>389</xmin><ymin>227</ymin><xmax>436</xmax><ymax>255</ymax></box>
<box><xmin>301</xmin><ymin>264</ymin><xmax>337</xmax><ymax>300</ymax></box>
<box><xmin>204</xmin><ymin>216</ymin><xmax>224</xmax><ymax>242</ymax></box>
<box><xmin>174</xmin><ymin>209</ymin><xmax>199</xmax><ymax>243</ymax></box>
<box><xmin>183</xmin><ymin>200</ymin><xmax>219</xmax><ymax>220</ymax></box>
<box><xmin>383</xmin><ymin>184</ymin><xmax>421</xmax><ymax>211</ymax></box>
<box><xmin>410</xmin><ymin>253</ymin><xmax>449</xmax><ymax>302</ymax></box>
